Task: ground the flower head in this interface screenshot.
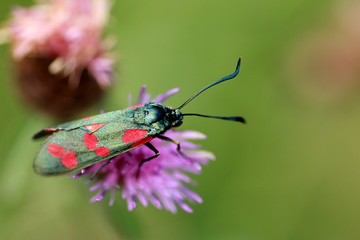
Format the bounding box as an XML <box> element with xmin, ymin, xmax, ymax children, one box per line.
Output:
<box><xmin>7</xmin><ymin>0</ymin><xmax>113</xmax><ymax>87</ymax></box>
<box><xmin>2</xmin><ymin>0</ymin><xmax>114</xmax><ymax>120</ymax></box>
<box><xmin>287</xmin><ymin>1</ymin><xmax>360</xmax><ymax>105</ymax></box>
<box><xmin>74</xmin><ymin>87</ymin><xmax>215</xmax><ymax>213</ymax></box>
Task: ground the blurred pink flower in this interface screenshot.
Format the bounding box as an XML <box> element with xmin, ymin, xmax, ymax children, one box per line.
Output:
<box><xmin>74</xmin><ymin>86</ymin><xmax>215</xmax><ymax>213</ymax></box>
<box><xmin>1</xmin><ymin>0</ymin><xmax>115</xmax><ymax>120</ymax></box>
<box><xmin>287</xmin><ymin>0</ymin><xmax>360</xmax><ymax>105</ymax></box>
<box><xmin>7</xmin><ymin>0</ymin><xmax>114</xmax><ymax>88</ymax></box>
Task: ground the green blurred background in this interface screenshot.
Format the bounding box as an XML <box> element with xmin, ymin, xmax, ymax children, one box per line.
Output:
<box><xmin>2</xmin><ymin>0</ymin><xmax>360</xmax><ymax>239</ymax></box>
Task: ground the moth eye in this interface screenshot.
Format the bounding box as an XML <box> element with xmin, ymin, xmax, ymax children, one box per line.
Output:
<box><xmin>144</xmin><ymin>110</ymin><xmax>149</xmax><ymax>116</ymax></box>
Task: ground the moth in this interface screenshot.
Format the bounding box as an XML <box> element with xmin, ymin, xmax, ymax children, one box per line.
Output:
<box><xmin>33</xmin><ymin>59</ymin><xmax>245</xmax><ymax>177</ymax></box>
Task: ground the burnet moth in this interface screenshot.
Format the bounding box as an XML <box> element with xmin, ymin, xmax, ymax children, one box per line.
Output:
<box><xmin>33</xmin><ymin>58</ymin><xmax>245</xmax><ymax>177</ymax></box>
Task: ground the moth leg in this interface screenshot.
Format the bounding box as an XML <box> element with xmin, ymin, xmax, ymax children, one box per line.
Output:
<box><xmin>136</xmin><ymin>142</ymin><xmax>160</xmax><ymax>179</ymax></box>
<box><xmin>90</xmin><ymin>158</ymin><xmax>112</xmax><ymax>180</ymax></box>
<box><xmin>157</xmin><ymin>135</ymin><xmax>192</xmax><ymax>160</ymax></box>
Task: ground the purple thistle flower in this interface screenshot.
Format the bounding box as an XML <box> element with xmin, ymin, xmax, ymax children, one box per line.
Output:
<box><xmin>74</xmin><ymin>86</ymin><xmax>215</xmax><ymax>213</ymax></box>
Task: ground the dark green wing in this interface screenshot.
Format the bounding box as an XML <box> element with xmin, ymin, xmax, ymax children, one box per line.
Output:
<box><xmin>33</xmin><ymin>110</ymin><xmax>155</xmax><ymax>176</ymax></box>
<box><xmin>33</xmin><ymin>109</ymin><xmax>133</xmax><ymax>139</ymax></box>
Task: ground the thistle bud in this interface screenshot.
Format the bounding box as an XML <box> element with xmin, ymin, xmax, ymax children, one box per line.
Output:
<box><xmin>3</xmin><ymin>0</ymin><xmax>114</xmax><ymax>120</ymax></box>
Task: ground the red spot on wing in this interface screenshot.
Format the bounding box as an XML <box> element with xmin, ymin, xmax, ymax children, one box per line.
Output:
<box><xmin>44</xmin><ymin>128</ymin><xmax>58</xmax><ymax>133</ymax></box>
<box><xmin>83</xmin><ymin>132</ymin><xmax>111</xmax><ymax>157</ymax></box>
<box><xmin>47</xmin><ymin>143</ymin><xmax>78</xmax><ymax>169</ymax></box>
<box><xmin>61</xmin><ymin>151</ymin><xmax>78</xmax><ymax>169</ymax></box>
<box><xmin>84</xmin><ymin>123</ymin><xmax>107</xmax><ymax>132</ymax></box>
<box><xmin>95</xmin><ymin>147</ymin><xmax>111</xmax><ymax>157</ymax></box>
<box><xmin>125</xmin><ymin>104</ymin><xmax>144</xmax><ymax>109</ymax></box>
<box><xmin>122</xmin><ymin>129</ymin><xmax>148</xmax><ymax>143</ymax></box>
<box><xmin>131</xmin><ymin>137</ymin><xmax>153</xmax><ymax>148</ymax></box>
<box><xmin>47</xmin><ymin>144</ymin><xmax>65</xmax><ymax>158</ymax></box>
<box><xmin>82</xmin><ymin>116</ymin><xmax>93</xmax><ymax>120</ymax></box>
<box><xmin>84</xmin><ymin>133</ymin><xmax>98</xmax><ymax>149</ymax></box>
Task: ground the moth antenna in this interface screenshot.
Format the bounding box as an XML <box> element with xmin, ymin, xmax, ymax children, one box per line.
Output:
<box><xmin>183</xmin><ymin>113</ymin><xmax>246</xmax><ymax>124</ymax></box>
<box><xmin>177</xmin><ymin>58</ymin><xmax>241</xmax><ymax>110</ymax></box>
